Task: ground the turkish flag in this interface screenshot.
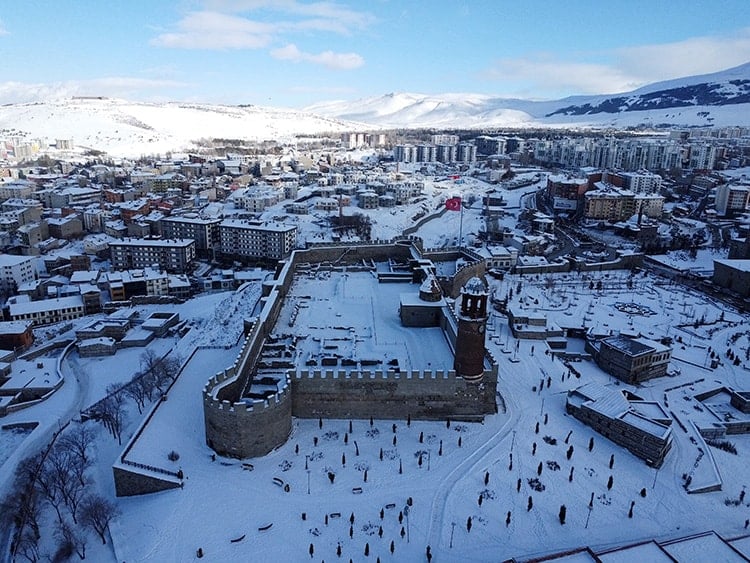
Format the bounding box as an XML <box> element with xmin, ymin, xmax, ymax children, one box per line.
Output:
<box><xmin>445</xmin><ymin>197</ymin><xmax>461</xmax><ymax>211</ymax></box>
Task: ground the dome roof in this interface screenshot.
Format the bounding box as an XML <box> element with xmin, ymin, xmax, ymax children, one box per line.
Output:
<box><xmin>462</xmin><ymin>276</ymin><xmax>487</xmax><ymax>295</ymax></box>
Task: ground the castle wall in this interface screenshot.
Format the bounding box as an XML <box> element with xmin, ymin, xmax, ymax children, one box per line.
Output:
<box><xmin>291</xmin><ymin>367</ymin><xmax>497</xmax><ymax>421</ymax></box>
<box><xmin>204</xmin><ymin>374</ymin><xmax>293</xmax><ymax>458</ymax></box>
<box><xmin>202</xmin><ymin>239</ymin><xmax>499</xmax><ymax>461</ymax></box>
<box><xmin>113</xmin><ymin>466</ymin><xmax>182</xmax><ymax>497</ymax></box>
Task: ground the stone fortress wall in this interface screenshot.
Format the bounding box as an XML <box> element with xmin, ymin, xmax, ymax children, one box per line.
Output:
<box><xmin>202</xmin><ymin>238</ymin><xmax>499</xmax><ymax>460</ymax></box>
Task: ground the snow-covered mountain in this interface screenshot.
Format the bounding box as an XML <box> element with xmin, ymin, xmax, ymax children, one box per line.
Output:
<box><xmin>2</xmin><ymin>63</ymin><xmax>749</xmax><ymax>158</ymax></box>
<box><xmin>305</xmin><ymin>62</ymin><xmax>750</xmax><ymax>129</ymax></box>
<box><xmin>0</xmin><ymin>97</ymin><xmax>364</xmax><ymax>157</ymax></box>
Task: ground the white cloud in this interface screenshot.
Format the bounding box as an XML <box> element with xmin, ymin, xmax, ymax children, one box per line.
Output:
<box><xmin>0</xmin><ymin>20</ymin><xmax>9</xmax><ymax>36</ymax></box>
<box><xmin>0</xmin><ymin>78</ymin><xmax>190</xmax><ymax>104</ymax></box>
<box><xmin>152</xmin><ymin>2</ymin><xmax>374</xmax><ymax>54</ymax></box>
<box><xmin>484</xmin><ymin>57</ymin><xmax>641</xmax><ymax>96</ymax></box>
<box><xmin>151</xmin><ymin>11</ymin><xmax>274</xmax><ymax>49</ymax></box>
<box><xmin>483</xmin><ymin>28</ymin><xmax>750</xmax><ymax>97</ymax></box>
<box><xmin>615</xmin><ymin>28</ymin><xmax>750</xmax><ymax>82</ymax></box>
<box><xmin>204</xmin><ymin>0</ymin><xmax>376</xmax><ymax>33</ymax></box>
<box><xmin>270</xmin><ymin>43</ymin><xmax>363</xmax><ymax>70</ymax></box>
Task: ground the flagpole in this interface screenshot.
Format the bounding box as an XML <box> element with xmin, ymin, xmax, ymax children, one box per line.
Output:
<box><xmin>458</xmin><ymin>198</ymin><xmax>463</xmax><ymax>249</ymax></box>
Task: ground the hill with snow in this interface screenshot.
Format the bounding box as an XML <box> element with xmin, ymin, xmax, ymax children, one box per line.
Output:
<box><xmin>305</xmin><ymin>62</ymin><xmax>750</xmax><ymax>129</ymax></box>
<box><xmin>2</xmin><ymin>63</ymin><xmax>749</xmax><ymax>158</ymax></box>
<box><xmin>0</xmin><ymin>97</ymin><xmax>364</xmax><ymax>157</ymax></box>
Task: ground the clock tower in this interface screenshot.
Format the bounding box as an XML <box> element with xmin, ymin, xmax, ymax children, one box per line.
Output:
<box><xmin>454</xmin><ymin>276</ymin><xmax>489</xmax><ymax>382</ymax></box>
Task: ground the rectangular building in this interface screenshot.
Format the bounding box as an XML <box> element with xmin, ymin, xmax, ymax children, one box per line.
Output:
<box><xmin>219</xmin><ymin>219</ymin><xmax>297</xmax><ymax>262</ymax></box>
<box><xmin>109</xmin><ymin>238</ymin><xmax>196</xmax><ymax>273</ymax></box>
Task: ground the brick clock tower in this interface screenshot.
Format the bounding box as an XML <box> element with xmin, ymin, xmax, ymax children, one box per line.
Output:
<box><xmin>454</xmin><ymin>276</ymin><xmax>489</xmax><ymax>382</ymax></box>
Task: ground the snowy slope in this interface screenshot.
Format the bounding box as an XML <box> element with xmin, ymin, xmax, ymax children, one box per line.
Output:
<box><xmin>305</xmin><ymin>62</ymin><xmax>750</xmax><ymax>129</ymax></box>
<box><xmin>0</xmin><ymin>97</ymin><xmax>366</xmax><ymax>157</ymax></box>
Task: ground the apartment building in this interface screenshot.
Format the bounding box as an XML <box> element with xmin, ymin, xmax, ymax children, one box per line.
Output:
<box><xmin>8</xmin><ymin>294</ymin><xmax>85</xmax><ymax>326</ymax></box>
<box><xmin>0</xmin><ymin>254</ymin><xmax>38</xmax><ymax>294</ymax></box>
<box><xmin>160</xmin><ymin>215</ymin><xmax>222</xmax><ymax>259</ymax></box>
<box><xmin>219</xmin><ymin>219</ymin><xmax>297</xmax><ymax>262</ymax></box>
<box><xmin>109</xmin><ymin>238</ymin><xmax>196</xmax><ymax>273</ymax></box>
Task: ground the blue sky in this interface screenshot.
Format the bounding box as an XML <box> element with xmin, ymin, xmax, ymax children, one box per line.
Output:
<box><xmin>1</xmin><ymin>0</ymin><xmax>749</xmax><ymax>107</ymax></box>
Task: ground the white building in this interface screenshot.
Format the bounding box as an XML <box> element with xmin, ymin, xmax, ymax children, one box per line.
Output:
<box><xmin>0</xmin><ymin>255</ymin><xmax>38</xmax><ymax>294</ymax></box>
<box><xmin>8</xmin><ymin>294</ymin><xmax>85</xmax><ymax>326</ymax></box>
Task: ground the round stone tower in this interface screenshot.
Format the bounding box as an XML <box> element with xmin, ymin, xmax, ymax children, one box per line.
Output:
<box><xmin>453</xmin><ymin>276</ymin><xmax>489</xmax><ymax>381</ymax></box>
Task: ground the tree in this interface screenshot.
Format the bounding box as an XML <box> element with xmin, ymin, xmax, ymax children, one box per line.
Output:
<box><xmin>56</xmin><ymin>518</ymin><xmax>87</xmax><ymax>560</ymax></box>
<box><xmin>558</xmin><ymin>504</ymin><xmax>566</xmax><ymax>525</ymax></box>
<box><xmin>58</xmin><ymin>424</ymin><xmax>96</xmax><ymax>466</ymax></box>
<box><xmin>80</xmin><ymin>494</ymin><xmax>119</xmax><ymax>545</ymax></box>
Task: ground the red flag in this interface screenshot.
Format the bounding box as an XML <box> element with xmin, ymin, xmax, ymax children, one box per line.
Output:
<box><xmin>445</xmin><ymin>197</ymin><xmax>461</xmax><ymax>211</ymax></box>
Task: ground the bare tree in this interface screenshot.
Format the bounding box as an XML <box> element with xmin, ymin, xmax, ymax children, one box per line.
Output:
<box><xmin>95</xmin><ymin>386</ymin><xmax>127</xmax><ymax>445</ymax></box>
<box><xmin>14</xmin><ymin>528</ymin><xmax>40</xmax><ymax>563</ymax></box>
<box><xmin>45</xmin><ymin>446</ymin><xmax>87</xmax><ymax>523</ymax></box>
<box><xmin>29</xmin><ymin>454</ymin><xmax>66</xmax><ymax>524</ymax></box>
<box><xmin>123</xmin><ymin>376</ymin><xmax>150</xmax><ymax>413</ymax></box>
<box><xmin>56</xmin><ymin>518</ymin><xmax>87</xmax><ymax>560</ymax></box>
<box><xmin>58</xmin><ymin>424</ymin><xmax>97</xmax><ymax>466</ymax></box>
<box><xmin>80</xmin><ymin>494</ymin><xmax>119</xmax><ymax>545</ymax></box>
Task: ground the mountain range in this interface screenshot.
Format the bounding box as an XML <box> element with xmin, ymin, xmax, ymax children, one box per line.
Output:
<box><xmin>305</xmin><ymin>62</ymin><xmax>750</xmax><ymax>130</ymax></box>
<box><xmin>1</xmin><ymin>62</ymin><xmax>748</xmax><ymax>157</ymax></box>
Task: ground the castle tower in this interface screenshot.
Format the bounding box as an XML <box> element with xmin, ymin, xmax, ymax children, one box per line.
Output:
<box><xmin>454</xmin><ymin>276</ymin><xmax>489</xmax><ymax>381</ymax></box>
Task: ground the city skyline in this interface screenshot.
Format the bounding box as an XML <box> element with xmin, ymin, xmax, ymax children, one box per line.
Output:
<box><xmin>1</xmin><ymin>1</ymin><xmax>750</xmax><ymax>107</ymax></box>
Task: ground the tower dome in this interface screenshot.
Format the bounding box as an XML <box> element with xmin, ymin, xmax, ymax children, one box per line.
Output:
<box><xmin>463</xmin><ymin>276</ymin><xmax>487</xmax><ymax>296</ymax></box>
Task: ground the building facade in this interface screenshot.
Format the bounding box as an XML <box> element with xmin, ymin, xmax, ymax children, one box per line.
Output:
<box><xmin>109</xmin><ymin>238</ymin><xmax>196</xmax><ymax>273</ymax></box>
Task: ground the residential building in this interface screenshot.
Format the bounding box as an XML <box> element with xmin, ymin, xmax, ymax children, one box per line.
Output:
<box><xmin>109</xmin><ymin>238</ymin><xmax>196</xmax><ymax>273</ymax></box>
<box><xmin>219</xmin><ymin>219</ymin><xmax>297</xmax><ymax>262</ymax></box>
<box><xmin>8</xmin><ymin>294</ymin><xmax>85</xmax><ymax>326</ymax></box>
<box><xmin>587</xmin><ymin>334</ymin><xmax>672</xmax><ymax>384</ymax></box>
<box><xmin>160</xmin><ymin>215</ymin><xmax>222</xmax><ymax>259</ymax></box>
<box><xmin>0</xmin><ymin>254</ymin><xmax>38</xmax><ymax>294</ymax></box>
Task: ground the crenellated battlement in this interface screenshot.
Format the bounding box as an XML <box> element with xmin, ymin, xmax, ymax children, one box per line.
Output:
<box><xmin>203</xmin><ymin>239</ymin><xmax>499</xmax><ymax>460</ymax></box>
<box><xmin>203</xmin><ymin>374</ymin><xmax>292</xmax><ymax>413</ymax></box>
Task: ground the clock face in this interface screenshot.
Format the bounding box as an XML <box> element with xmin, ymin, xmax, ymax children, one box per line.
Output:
<box><xmin>479</xmin><ymin>324</ymin><xmax>485</xmax><ymax>333</ymax></box>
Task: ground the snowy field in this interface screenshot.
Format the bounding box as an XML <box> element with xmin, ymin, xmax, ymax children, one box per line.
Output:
<box><xmin>4</xmin><ymin>265</ymin><xmax>750</xmax><ymax>561</ymax></box>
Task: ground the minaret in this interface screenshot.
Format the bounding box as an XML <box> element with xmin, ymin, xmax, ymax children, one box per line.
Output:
<box><xmin>454</xmin><ymin>276</ymin><xmax>489</xmax><ymax>381</ymax></box>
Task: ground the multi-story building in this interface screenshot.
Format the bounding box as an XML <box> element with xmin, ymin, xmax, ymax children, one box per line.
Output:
<box><xmin>546</xmin><ymin>175</ymin><xmax>588</xmax><ymax>213</ymax></box>
<box><xmin>714</xmin><ymin>184</ymin><xmax>750</xmax><ymax>217</ymax></box>
<box><xmin>160</xmin><ymin>215</ymin><xmax>222</xmax><ymax>259</ymax></box>
<box><xmin>109</xmin><ymin>238</ymin><xmax>196</xmax><ymax>273</ymax></box>
<box><xmin>231</xmin><ymin>187</ymin><xmax>280</xmax><ymax>213</ymax></box>
<box><xmin>456</xmin><ymin>142</ymin><xmax>477</xmax><ymax>163</ymax></box>
<box><xmin>474</xmin><ymin>136</ymin><xmax>506</xmax><ymax>156</ymax></box>
<box><xmin>0</xmin><ymin>181</ymin><xmax>36</xmax><ymax>201</ymax></box>
<box><xmin>614</xmin><ymin>171</ymin><xmax>663</xmax><ymax>194</ymax></box>
<box><xmin>587</xmin><ymin>334</ymin><xmax>672</xmax><ymax>384</ymax></box>
<box><xmin>8</xmin><ymin>294</ymin><xmax>85</xmax><ymax>326</ymax></box>
<box><xmin>0</xmin><ymin>254</ymin><xmax>38</xmax><ymax>294</ymax></box>
<box><xmin>47</xmin><ymin>215</ymin><xmax>83</xmax><ymax>240</ymax></box>
<box><xmin>584</xmin><ymin>184</ymin><xmax>664</xmax><ymax>222</ymax></box>
<box><xmin>219</xmin><ymin>219</ymin><xmax>297</xmax><ymax>262</ymax></box>
<box><xmin>104</xmin><ymin>268</ymin><xmax>171</xmax><ymax>300</ymax></box>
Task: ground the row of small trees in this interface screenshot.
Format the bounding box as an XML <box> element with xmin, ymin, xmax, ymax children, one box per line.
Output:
<box><xmin>88</xmin><ymin>350</ymin><xmax>181</xmax><ymax>445</ymax></box>
<box><xmin>4</xmin><ymin>424</ymin><xmax>119</xmax><ymax>562</ymax></box>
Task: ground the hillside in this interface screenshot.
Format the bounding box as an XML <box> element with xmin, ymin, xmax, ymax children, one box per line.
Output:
<box><xmin>305</xmin><ymin>62</ymin><xmax>750</xmax><ymax>129</ymax></box>
<box><xmin>0</xmin><ymin>97</ymin><xmax>363</xmax><ymax>157</ymax></box>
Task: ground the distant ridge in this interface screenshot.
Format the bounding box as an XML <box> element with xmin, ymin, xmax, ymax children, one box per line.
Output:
<box><xmin>1</xmin><ymin>63</ymin><xmax>749</xmax><ymax>157</ymax></box>
<box><xmin>305</xmin><ymin>62</ymin><xmax>750</xmax><ymax>129</ymax></box>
